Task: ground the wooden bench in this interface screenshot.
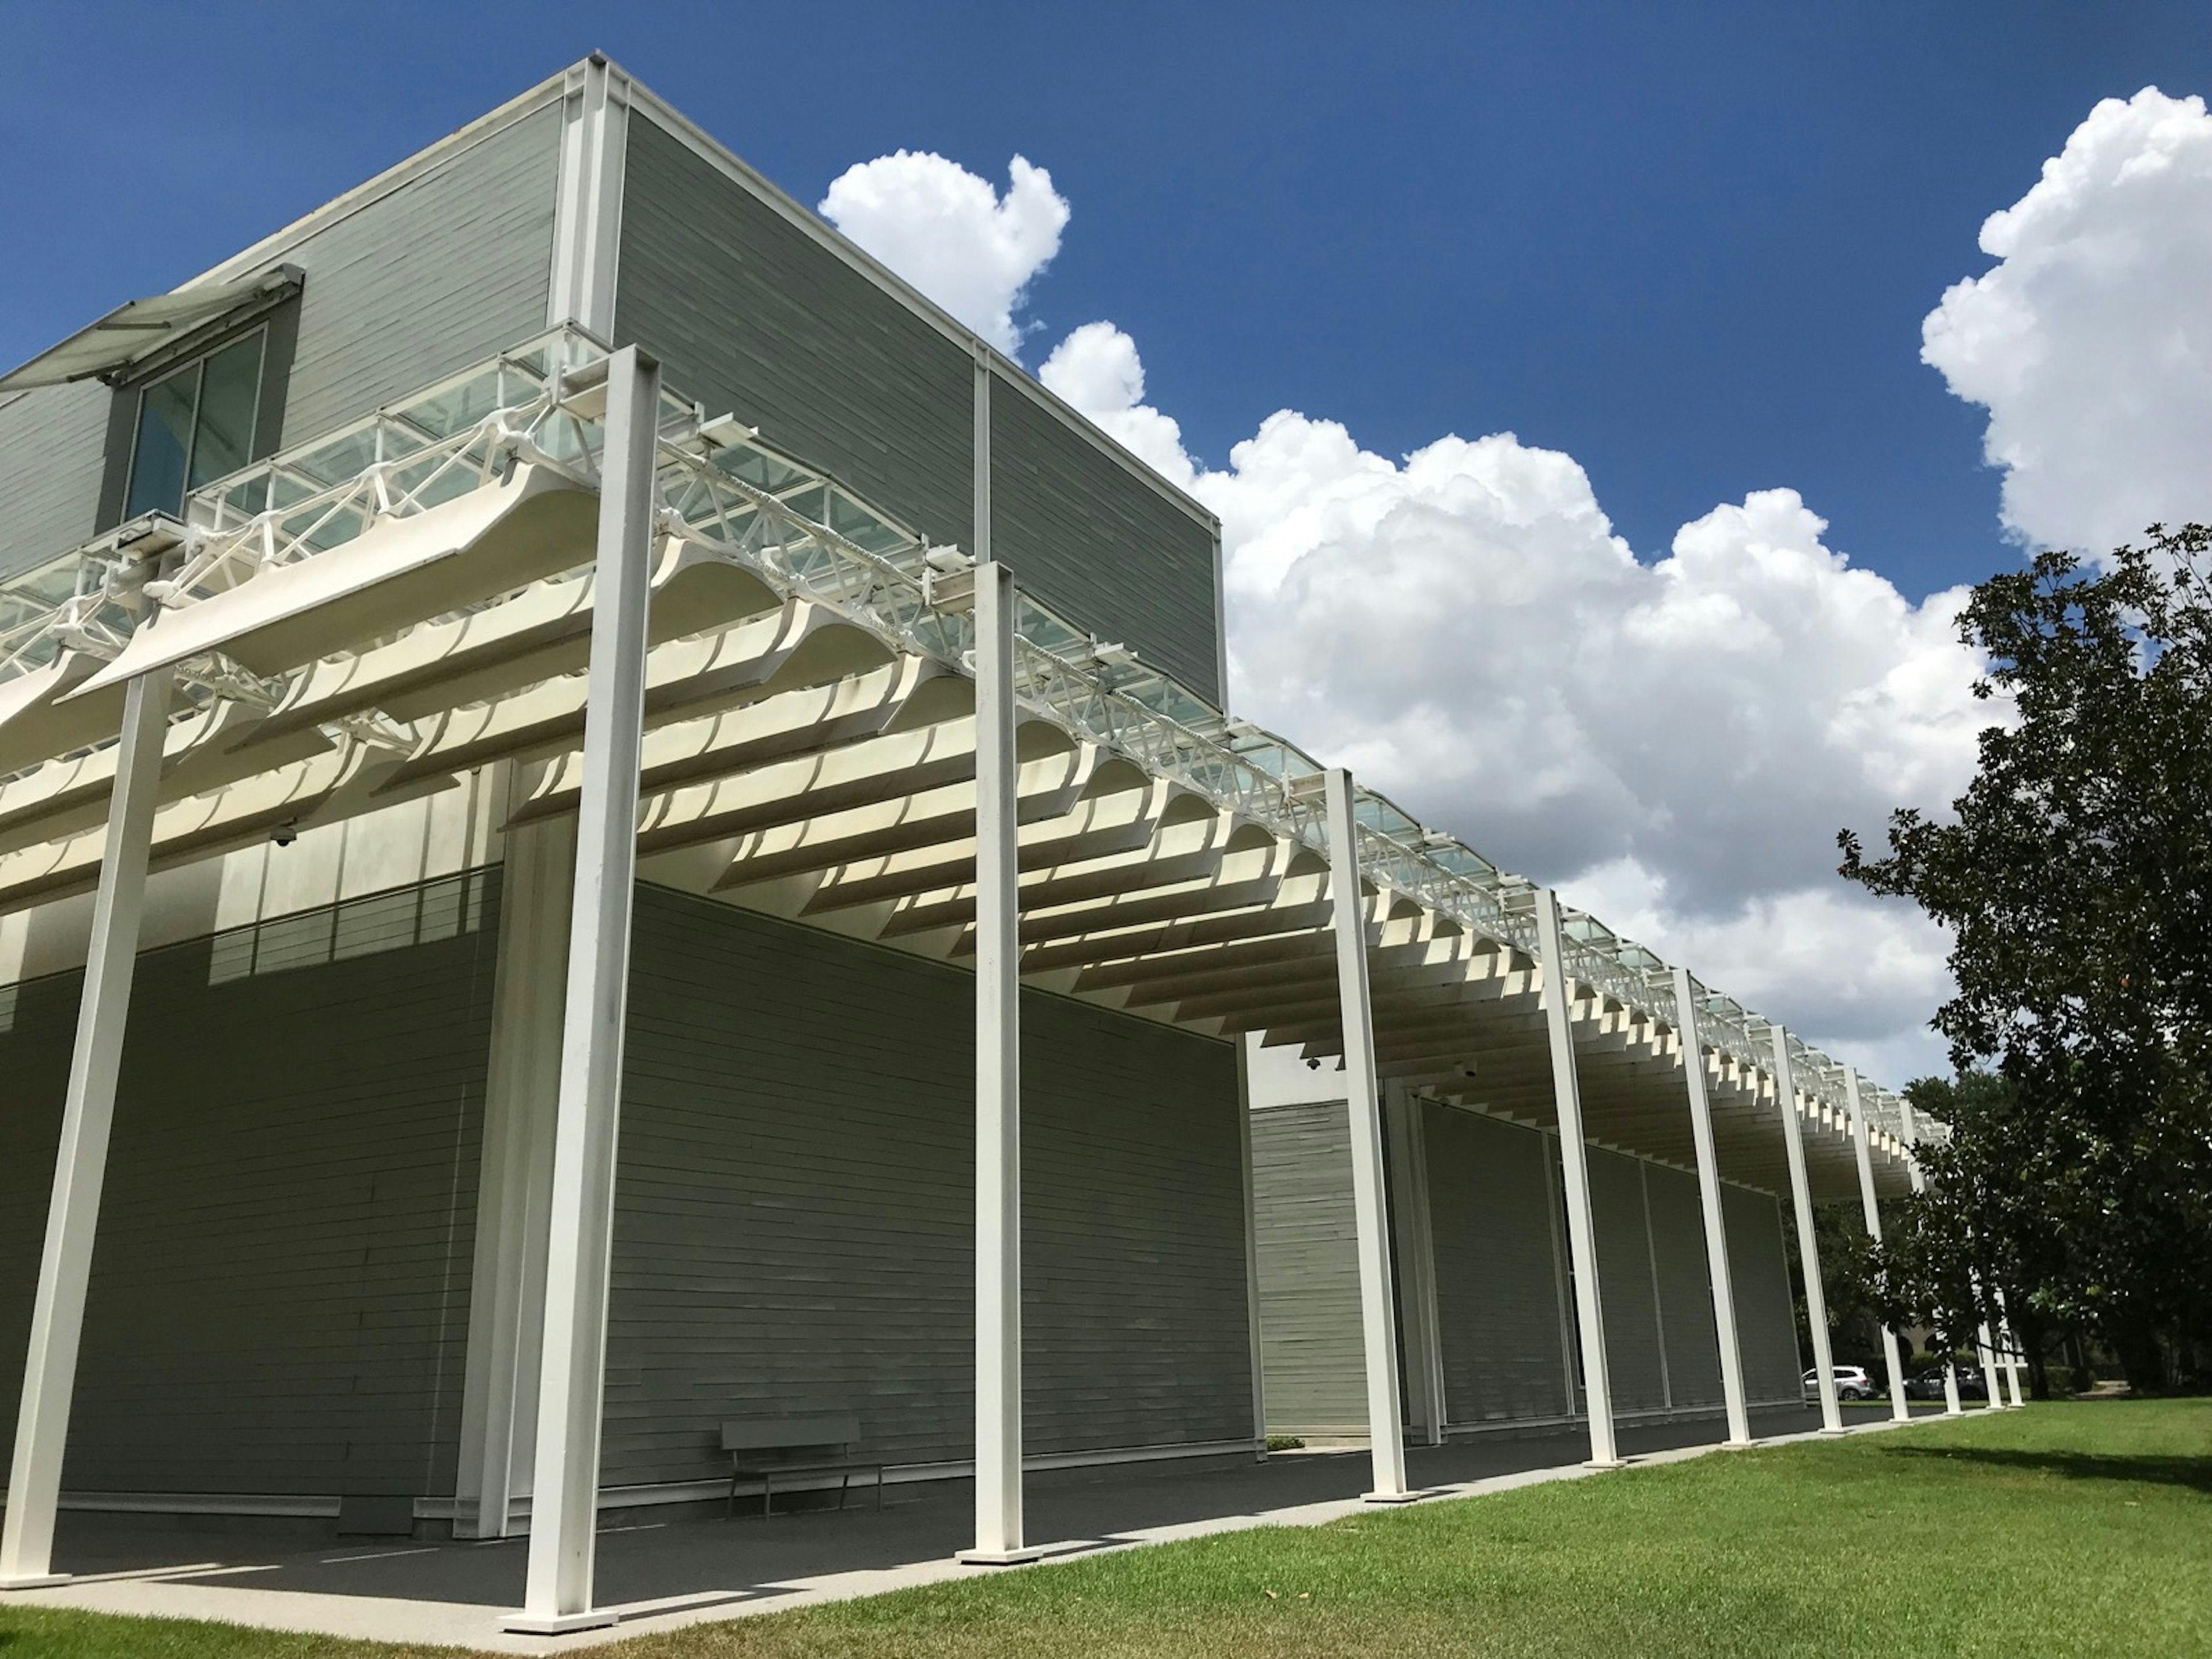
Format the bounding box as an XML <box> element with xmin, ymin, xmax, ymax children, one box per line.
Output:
<box><xmin>721</xmin><ymin>1415</ymin><xmax>884</xmax><ymax>1518</ymax></box>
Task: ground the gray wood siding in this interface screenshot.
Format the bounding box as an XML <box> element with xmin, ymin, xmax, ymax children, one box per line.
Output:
<box><xmin>1586</xmin><ymin>1148</ymin><xmax>1668</xmax><ymax>1412</ymax></box>
<box><xmin>1643</xmin><ymin>1164</ymin><xmax>1725</xmax><ymax>1409</ymax></box>
<box><xmin>0</xmin><ymin>380</ymin><xmax>109</xmax><ymax>581</ymax></box>
<box><xmin>616</xmin><ymin>115</ymin><xmax>1223</xmax><ymax>700</ymax></box>
<box><xmin>272</xmin><ymin>105</ymin><xmax>560</xmax><ymax>446</ymax></box>
<box><xmin>990</xmin><ymin>385</ymin><xmax>1223</xmax><ymax>702</ymax></box>
<box><xmin>602</xmin><ymin>885</ymin><xmax>1249</xmax><ymax>1486</ymax></box>
<box><xmin>1722</xmin><ymin>1181</ymin><xmax>1805</xmax><ymax>1405</ymax></box>
<box><xmin>0</xmin><ymin>107</ymin><xmax>558</xmax><ymax>584</ymax></box>
<box><xmin>615</xmin><ymin>117</ymin><xmax>975</xmax><ymax>552</ymax></box>
<box><xmin>1249</xmin><ymin>1099</ymin><xmax>1367</xmax><ymax>1435</ymax></box>
<box><xmin>0</xmin><ymin>873</ymin><xmax>498</xmax><ymax>1497</ymax></box>
<box><xmin>1423</xmin><ymin>1104</ymin><xmax>1571</xmax><ymax>1423</ymax></box>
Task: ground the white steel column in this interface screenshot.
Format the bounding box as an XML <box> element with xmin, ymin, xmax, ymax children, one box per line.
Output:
<box><xmin>1236</xmin><ymin>1041</ymin><xmax>1268</xmax><ymax>1459</ymax></box>
<box><xmin>1974</xmin><ymin>1321</ymin><xmax>2004</xmax><ymax>1410</ymax></box>
<box><xmin>506</xmin><ymin>346</ymin><xmax>659</xmax><ymax>1635</ymax></box>
<box><xmin>1897</xmin><ymin>1100</ymin><xmax>1964</xmax><ymax>1415</ymax></box>
<box><xmin>1672</xmin><ymin>967</ymin><xmax>1751</xmax><ymax>1448</ymax></box>
<box><xmin>0</xmin><ymin>666</ymin><xmax>172</xmax><ymax>1589</ymax></box>
<box><xmin>1323</xmin><ymin>768</ymin><xmax>1415</xmax><ymax>1501</ymax></box>
<box><xmin>1969</xmin><ymin>1272</ymin><xmax>2005</xmax><ymax>1412</ymax></box>
<box><xmin>455</xmin><ymin>804</ymin><xmax>577</xmax><ymax>1539</ymax></box>
<box><xmin>1533</xmin><ymin>888</ymin><xmax>1623</xmax><ymax>1469</ymax></box>
<box><xmin>959</xmin><ymin>559</ymin><xmax>1037</xmax><ymax>1563</ymax></box>
<box><xmin>1995</xmin><ymin>1289</ymin><xmax>2026</xmax><ymax>1406</ymax></box>
<box><xmin>1771</xmin><ymin>1027</ymin><xmax>1844</xmax><ymax>1435</ymax></box>
<box><xmin>1385</xmin><ymin>1082</ymin><xmax>1447</xmax><ymax>1446</ymax></box>
<box><xmin>1845</xmin><ymin>1068</ymin><xmax>1911</xmax><ymax>1425</ymax></box>
<box><xmin>972</xmin><ymin>347</ymin><xmax>992</xmax><ymax>565</ymax></box>
<box><xmin>547</xmin><ymin>54</ymin><xmax>630</xmax><ymax>339</ymax></box>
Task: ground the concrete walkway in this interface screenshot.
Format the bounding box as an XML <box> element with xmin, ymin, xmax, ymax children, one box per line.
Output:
<box><xmin>2</xmin><ymin>1403</ymin><xmax>1954</xmax><ymax>1654</ymax></box>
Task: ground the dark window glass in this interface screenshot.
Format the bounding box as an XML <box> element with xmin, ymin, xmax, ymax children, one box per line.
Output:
<box><xmin>126</xmin><ymin>364</ymin><xmax>196</xmax><ymax>520</ymax></box>
<box><xmin>188</xmin><ymin>335</ymin><xmax>262</xmax><ymax>488</ymax></box>
<box><xmin>123</xmin><ymin>330</ymin><xmax>267</xmax><ymax>518</ymax></box>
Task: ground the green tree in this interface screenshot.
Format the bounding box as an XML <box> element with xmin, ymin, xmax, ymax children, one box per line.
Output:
<box><xmin>1840</xmin><ymin>527</ymin><xmax>2212</xmax><ymax>1392</ymax></box>
<box><xmin>1786</xmin><ymin>1205</ymin><xmax>1887</xmax><ymax>1372</ymax></box>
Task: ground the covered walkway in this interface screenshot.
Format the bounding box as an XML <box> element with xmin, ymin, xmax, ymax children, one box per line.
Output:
<box><xmin>0</xmin><ymin>329</ymin><xmax>2012</xmax><ymax>1631</ymax></box>
<box><xmin>8</xmin><ymin>1407</ymin><xmax>1941</xmax><ymax>1653</ymax></box>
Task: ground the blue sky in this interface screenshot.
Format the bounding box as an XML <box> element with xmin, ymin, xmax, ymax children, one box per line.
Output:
<box><xmin>4</xmin><ymin>1</ymin><xmax>2205</xmax><ymax>602</ymax></box>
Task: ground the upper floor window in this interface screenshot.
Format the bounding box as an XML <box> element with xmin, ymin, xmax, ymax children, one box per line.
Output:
<box><xmin>124</xmin><ymin>330</ymin><xmax>266</xmax><ymax>521</ymax></box>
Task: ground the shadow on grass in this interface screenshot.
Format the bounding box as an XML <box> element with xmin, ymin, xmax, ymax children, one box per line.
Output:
<box><xmin>1884</xmin><ymin>1444</ymin><xmax>2212</xmax><ymax>1494</ymax></box>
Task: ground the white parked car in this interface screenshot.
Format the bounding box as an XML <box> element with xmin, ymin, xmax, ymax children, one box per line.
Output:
<box><xmin>1804</xmin><ymin>1365</ymin><xmax>1877</xmax><ymax>1402</ymax></box>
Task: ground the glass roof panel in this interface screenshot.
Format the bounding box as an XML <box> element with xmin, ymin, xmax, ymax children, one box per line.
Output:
<box><xmin>1352</xmin><ymin>792</ymin><xmax>1421</xmax><ymax>840</ymax></box>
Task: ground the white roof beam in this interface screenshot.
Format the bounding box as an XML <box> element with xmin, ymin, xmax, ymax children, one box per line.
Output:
<box><xmin>1097</xmin><ymin>911</ymin><xmax>1478</xmax><ymax>1004</ymax></box>
<box><xmin>516</xmin><ymin>658</ymin><xmax>953</xmax><ymax>819</ymax></box>
<box><xmin>800</xmin><ymin>779</ymin><xmax>1179</xmax><ymax>917</ymax></box>
<box><xmin>0</xmin><ymin>702</ymin><xmax>332</xmax><ymax>858</ymax></box>
<box><xmin>695</xmin><ymin>735</ymin><xmax>1098</xmax><ymax>878</ymax></box>
<box><xmin>243</xmin><ymin>541</ymin><xmax>785</xmax><ymax>746</ymax></box>
<box><xmin>1013</xmin><ymin>891</ymin><xmax>1336</xmax><ymax>976</ymax></box>
<box><xmin>381</xmin><ymin>607</ymin><xmax>898</xmax><ymax>787</ymax></box>
<box><xmin>880</xmin><ymin>818</ymin><xmax>1277</xmax><ymax>942</ymax></box>
<box><xmin>0</xmin><ymin>744</ymin><xmax>454</xmax><ymax>912</ymax></box>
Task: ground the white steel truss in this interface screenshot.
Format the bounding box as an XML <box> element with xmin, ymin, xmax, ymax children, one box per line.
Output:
<box><xmin>0</xmin><ymin>327</ymin><xmax>1934</xmax><ymax>1191</ymax></box>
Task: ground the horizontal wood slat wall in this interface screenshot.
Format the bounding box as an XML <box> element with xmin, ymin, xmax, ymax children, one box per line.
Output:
<box><xmin>1645</xmin><ymin>1162</ymin><xmax>1726</xmax><ymax>1409</ymax></box>
<box><xmin>616</xmin><ymin>111</ymin><xmax>1224</xmax><ymax>703</ymax></box>
<box><xmin>988</xmin><ymin>384</ymin><xmax>1222</xmax><ymax>701</ymax></box>
<box><xmin>0</xmin><ymin>870</ymin><xmax>499</xmax><ymax>1498</ymax></box>
<box><xmin>603</xmin><ymin>884</ymin><xmax>1251</xmax><ymax>1486</ymax></box>
<box><xmin>616</xmin><ymin>116</ymin><xmax>975</xmax><ymax>557</ymax></box>
<box><xmin>1249</xmin><ymin>1098</ymin><xmax>1368</xmax><ymax>1436</ymax></box>
<box><xmin>1423</xmin><ymin>1102</ymin><xmax>1574</xmax><ymax>1425</ymax></box>
<box><xmin>1722</xmin><ymin>1180</ymin><xmax>1808</xmax><ymax>1406</ymax></box>
<box><xmin>1252</xmin><ymin>1097</ymin><xmax>1799</xmax><ymax>1435</ymax></box>
<box><xmin>1586</xmin><ymin>1147</ymin><xmax>1668</xmax><ymax>1414</ymax></box>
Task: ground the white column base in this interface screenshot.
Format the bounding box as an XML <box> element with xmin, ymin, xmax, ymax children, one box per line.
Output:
<box><xmin>1362</xmin><ymin>1488</ymin><xmax>1427</xmax><ymax>1504</ymax></box>
<box><xmin>0</xmin><ymin>1573</ymin><xmax>73</xmax><ymax>1590</ymax></box>
<box><xmin>501</xmin><ymin>1609</ymin><xmax>620</xmax><ymax>1635</ymax></box>
<box><xmin>957</xmin><ymin>1547</ymin><xmax>1044</xmax><ymax>1566</ymax></box>
<box><xmin>1817</xmin><ymin>1426</ymin><xmax>1851</xmax><ymax>1437</ymax></box>
<box><xmin>1719</xmin><ymin>1440</ymin><xmax>1758</xmax><ymax>1451</ymax></box>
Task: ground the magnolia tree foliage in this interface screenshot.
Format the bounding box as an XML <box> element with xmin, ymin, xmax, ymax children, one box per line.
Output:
<box><xmin>1840</xmin><ymin>528</ymin><xmax>2212</xmax><ymax>1392</ymax></box>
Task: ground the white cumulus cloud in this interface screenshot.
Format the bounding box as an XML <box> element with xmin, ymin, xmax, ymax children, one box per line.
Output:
<box><xmin>1040</xmin><ymin>322</ymin><xmax>1199</xmax><ymax>487</ymax></box>
<box><xmin>1567</xmin><ymin>858</ymin><xmax>1955</xmax><ymax>1086</ymax></box>
<box><xmin>813</xmin><ymin>155</ymin><xmax>2031</xmax><ymax>1082</ymax></box>
<box><xmin>819</xmin><ymin>151</ymin><xmax>1070</xmax><ymax>357</ymax></box>
<box><xmin>1037</xmin><ymin>324</ymin><xmax>1983</xmax><ymax>1080</ymax></box>
<box><xmin>1923</xmin><ymin>86</ymin><xmax>2212</xmax><ymax>555</ymax></box>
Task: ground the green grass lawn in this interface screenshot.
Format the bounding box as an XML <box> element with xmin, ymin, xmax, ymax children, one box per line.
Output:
<box><xmin>5</xmin><ymin>1400</ymin><xmax>2207</xmax><ymax>1658</ymax></box>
